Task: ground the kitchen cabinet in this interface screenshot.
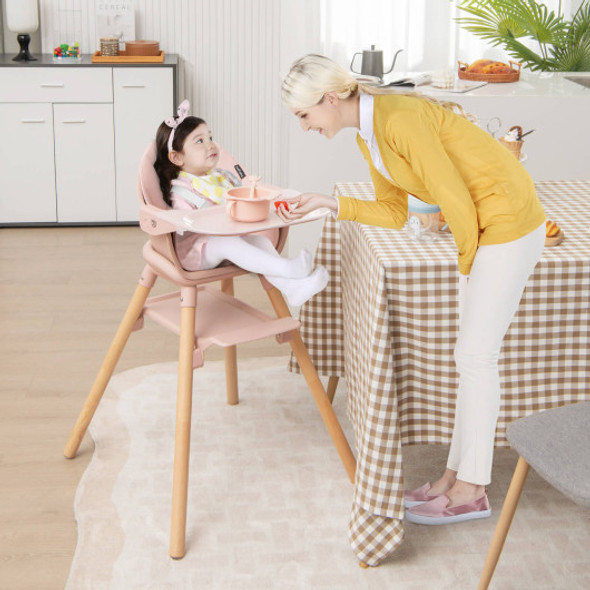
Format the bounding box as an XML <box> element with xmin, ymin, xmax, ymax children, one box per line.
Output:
<box><xmin>0</xmin><ymin>103</ymin><xmax>56</xmax><ymax>223</ymax></box>
<box><xmin>0</xmin><ymin>54</ymin><xmax>177</xmax><ymax>225</ymax></box>
<box><xmin>113</xmin><ymin>68</ymin><xmax>174</xmax><ymax>221</ymax></box>
<box><xmin>423</xmin><ymin>72</ymin><xmax>590</xmax><ymax>181</ymax></box>
<box><xmin>54</xmin><ymin>103</ymin><xmax>116</xmax><ymax>222</ymax></box>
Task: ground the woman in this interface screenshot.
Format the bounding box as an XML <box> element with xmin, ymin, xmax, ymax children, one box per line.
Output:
<box><xmin>279</xmin><ymin>54</ymin><xmax>545</xmax><ymax>525</ymax></box>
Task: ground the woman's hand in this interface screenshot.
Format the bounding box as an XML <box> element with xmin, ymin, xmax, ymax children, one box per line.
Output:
<box><xmin>275</xmin><ymin>192</ymin><xmax>337</xmax><ymax>222</ymax></box>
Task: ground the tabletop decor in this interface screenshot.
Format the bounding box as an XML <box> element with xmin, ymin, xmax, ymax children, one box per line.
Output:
<box><xmin>5</xmin><ymin>0</ymin><xmax>39</xmax><ymax>62</ymax></box>
<box><xmin>53</xmin><ymin>42</ymin><xmax>81</xmax><ymax>63</ymax></box>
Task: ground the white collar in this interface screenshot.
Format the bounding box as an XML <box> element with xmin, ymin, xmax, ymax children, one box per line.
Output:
<box><xmin>358</xmin><ymin>92</ymin><xmax>394</xmax><ymax>183</ymax></box>
<box><xmin>359</xmin><ymin>93</ymin><xmax>374</xmax><ymax>143</ymax></box>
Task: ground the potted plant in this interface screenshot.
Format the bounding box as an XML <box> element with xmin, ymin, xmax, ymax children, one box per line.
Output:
<box><xmin>455</xmin><ymin>0</ymin><xmax>590</xmax><ymax>71</ymax></box>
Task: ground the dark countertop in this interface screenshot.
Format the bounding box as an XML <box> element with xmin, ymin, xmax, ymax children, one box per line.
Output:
<box><xmin>0</xmin><ymin>53</ymin><xmax>178</xmax><ymax>67</ymax></box>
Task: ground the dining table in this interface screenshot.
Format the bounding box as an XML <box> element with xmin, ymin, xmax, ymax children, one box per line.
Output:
<box><xmin>289</xmin><ymin>180</ymin><xmax>590</xmax><ymax>566</ymax></box>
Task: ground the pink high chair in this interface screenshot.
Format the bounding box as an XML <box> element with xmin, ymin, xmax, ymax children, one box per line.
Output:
<box><xmin>63</xmin><ymin>143</ymin><xmax>356</xmax><ymax>559</ymax></box>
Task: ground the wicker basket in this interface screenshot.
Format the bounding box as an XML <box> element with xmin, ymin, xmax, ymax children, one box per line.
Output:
<box><xmin>458</xmin><ymin>60</ymin><xmax>521</xmax><ymax>83</ymax></box>
<box><xmin>498</xmin><ymin>138</ymin><xmax>523</xmax><ymax>159</ymax></box>
<box><xmin>100</xmin><ymin>37</ymin><xmax>119</xmax><ymax>57</ymax></box>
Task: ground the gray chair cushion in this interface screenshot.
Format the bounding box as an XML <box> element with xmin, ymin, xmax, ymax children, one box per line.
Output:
<box><xmin>506</xmin><ymin>402</ymin><xmax>590</xmax><ymax>508</ymax></box>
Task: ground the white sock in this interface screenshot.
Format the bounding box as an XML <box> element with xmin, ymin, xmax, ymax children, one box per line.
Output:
<box><xmin>265</xmin><ymin>265</ymin><xmax>329</xmax><ymax>307</ymax></box>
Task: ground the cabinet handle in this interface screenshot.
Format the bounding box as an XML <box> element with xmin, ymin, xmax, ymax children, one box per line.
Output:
<box><xmin>121</xmin><ymin>84</ymin><xmax>146</xmax><ymax>88</ymax></box>
<box><xmin>21</xmin><ymin>119</ymin><xmax>46</xmax><ymax>123</ymax></box>
<box><xmin>61</xmin><ymin>119</ymin><xmax>87</xmax><ymax>124</ymax></box>
<box><xmin>40</xmin><ymin>82</ymin><xmax>65</xmax><ymax>88</ymax></box>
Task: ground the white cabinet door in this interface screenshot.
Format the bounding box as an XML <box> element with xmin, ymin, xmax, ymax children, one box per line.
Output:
<box><xmin>0</xmin><ymin>103</ymin><xmax>56</xmax><ymax>223</ymax></box>
<box><xmin>54</xmin><ymin>104</ymin><xmax>116</xmax><ymax>222</ymax></box>
<box><xmin>113</xmin><ymin>68</ymin><xmax>174</xmax><ymax>221</ymax></box>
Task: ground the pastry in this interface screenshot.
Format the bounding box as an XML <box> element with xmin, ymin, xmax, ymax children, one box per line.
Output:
<box><xmin>467</xmin><ymin>59</ymin><xmax>512</xmax><ymax>74</ymax></box>
<box><xmin>481</xmin><ymin>62</ymin><xmax>512</xmax><ymax>74</ymax></box>
<box><xmin>545</xmin><ymin>219</ymin><xmax>564</xmax><ymax>246</ymax></box>
<box><xmin>499</xmin><ymin>126</ymin><xmax>524</xmax><ymax>158</ymax></box>
<box><xmin>466</xmin><ymin>59</ymin><xmax>494</xmax><ymax>72</ymax></box>
<box><xmin>545</xmin><ymin>220</ymin><xmax>560</xmax><ymax>237</ymax></box>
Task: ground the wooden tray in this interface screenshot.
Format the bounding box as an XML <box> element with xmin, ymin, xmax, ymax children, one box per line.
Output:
<box><xmin>91</xmin><ymin>50</ymin><xmax>165</xmax><ymax>63</ymax></box>
<box><xmin>458</xmin><ymin>60</ymin><xmax>521</xmax><ymax>83</ymax></box>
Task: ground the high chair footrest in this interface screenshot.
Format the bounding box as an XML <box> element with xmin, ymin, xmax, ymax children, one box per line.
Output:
<box><xmin>142</xmin><ymin>287</ymin><xmax>300</xmax><ymax>350</ymax></box>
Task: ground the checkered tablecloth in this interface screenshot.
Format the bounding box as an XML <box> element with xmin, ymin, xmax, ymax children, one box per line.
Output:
<box><xmin>290</xmin><ymin>180</ymin><xmax>590</xmax><ymax>565</ymax></box>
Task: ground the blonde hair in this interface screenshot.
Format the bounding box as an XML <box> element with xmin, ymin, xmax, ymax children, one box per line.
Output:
<box><xmin>281</xmin><ymin>53</ymin><xmax>473</xmax><ymax>120</ymax></box>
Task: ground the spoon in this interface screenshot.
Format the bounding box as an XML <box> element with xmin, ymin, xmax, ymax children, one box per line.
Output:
<box><xmin>247</xmin><ymin>175</ymin><xmax>261</xmax><ymax>199</ymax></box>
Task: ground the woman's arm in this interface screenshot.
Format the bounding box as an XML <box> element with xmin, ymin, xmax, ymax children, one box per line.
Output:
<box><xmin>275</xmin><ymin>192</ymin><xmax>337</xmax><ymax>222</ymax></box>
<box><xmin>337</xmin><ymin>149</ymin><xmax>408</xmax><ymax>228</ymax></box>
<box><xmin>278</xmin><ymin>136</ymin><xmax>408</xmax><ymax>227</ymax></box>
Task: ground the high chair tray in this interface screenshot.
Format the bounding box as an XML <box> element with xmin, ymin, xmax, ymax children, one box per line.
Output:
<box><xmin>144</xmin><ymin>204</ymin><xmax>331</xmax><ymax>236</ymax></box>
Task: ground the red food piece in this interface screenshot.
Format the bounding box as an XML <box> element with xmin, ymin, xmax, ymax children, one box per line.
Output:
<box><xmin>274</xmin><ymin>200</ymin><xmax>290</xmax><ymax>212</ymax></box>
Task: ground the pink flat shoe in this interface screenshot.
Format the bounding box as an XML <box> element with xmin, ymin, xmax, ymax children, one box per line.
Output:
<box><xmin>404</xmin><ymin>482</ymin><xmax>443</xmax><ymax>508</ymax></box>
<box><xmin>405</xmin><ymin>492</ymin><xmax>491</xmax><ymax>525</ymax></box>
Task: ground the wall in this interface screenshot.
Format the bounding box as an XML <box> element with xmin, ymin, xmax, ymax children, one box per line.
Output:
<box><xmin>39</xmin><ymin>0</ymin><xmax>284</xmax><ymax>188</ymax></box>
<box><xmin>38</xmin><ymin>0</ymin><xmax>369</xmax><ymax>254</ymax></box>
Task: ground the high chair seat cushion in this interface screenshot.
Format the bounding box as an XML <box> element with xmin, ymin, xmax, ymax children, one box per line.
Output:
<box><xmin>506</xmin><ymin>402</ymin><xmax>590</xmax><ymax>508</ymax></box>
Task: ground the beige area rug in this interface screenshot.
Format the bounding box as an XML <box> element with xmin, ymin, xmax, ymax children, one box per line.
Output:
<box><xmin>66</xmin><ymin>358</ymin><xmax>590</xmax><ymax>590</ymax></box>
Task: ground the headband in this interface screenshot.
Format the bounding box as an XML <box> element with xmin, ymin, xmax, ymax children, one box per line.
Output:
<box><xmin>165</xmin><ymin>99</ymin><xmax>190</xmax><ymax>152</ymax></box>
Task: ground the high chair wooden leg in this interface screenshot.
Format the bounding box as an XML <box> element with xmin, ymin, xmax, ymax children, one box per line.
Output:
<box><xmin>220</xmin><ymin>278</ymin><xmax>239</xmax><ymax>405</ymax></box>
<box><xmin>478</xmin><ymin>456</ymin><xmax>530</xmax><ymax>590</ymax></box>
<box><xmin>170</xmin><ymin>289</ymin><xmax>197</xmax><ymax>560</ymax></box>
<box><xmin>264</xmin><ymin>286</ymin><xmax>356</xmax><ymax>484</ymax></box>
<box><xmin>63</xmin><ymin>281</ymin><xmax>153</xmax><ymax>459</ymax></box>
<box><xmin>326</xmin><ymin>376</ymin><xmax>339</xmax><ymax>404</ymax></box>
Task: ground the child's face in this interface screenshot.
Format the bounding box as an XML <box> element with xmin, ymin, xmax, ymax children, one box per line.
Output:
<box><xmin>171</xmin><ymin>123</ymin><xmax>219</xmax><ymax>175</ymax></box>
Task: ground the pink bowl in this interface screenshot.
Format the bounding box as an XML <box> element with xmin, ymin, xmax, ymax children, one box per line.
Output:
<box><xmin>225</xmin><ymin>186</ymin><xmax>278</xmax><ymax>222</ymax></box>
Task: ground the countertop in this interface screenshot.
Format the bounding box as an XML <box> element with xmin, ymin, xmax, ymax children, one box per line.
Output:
<box><xmin>388</xmin><ymin>70</ymin><xmax>590</xmax><ymax>97</ymax></box>
<box><xmin>0</xmin><ymin>53</ymin><xmax>178</xmax><ymax>67</ymax></box>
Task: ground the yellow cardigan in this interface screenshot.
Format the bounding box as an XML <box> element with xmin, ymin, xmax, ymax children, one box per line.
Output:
<box><xmin>337</xmin><ymin>94</ymin><xmax>546</xmax><ymax>275</ymax></box>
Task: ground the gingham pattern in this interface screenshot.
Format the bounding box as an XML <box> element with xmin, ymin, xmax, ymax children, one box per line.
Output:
<box><xmin>291</xmin><ymin>180</ymin><xmax>590</xmax><ymax>565</ymax></box>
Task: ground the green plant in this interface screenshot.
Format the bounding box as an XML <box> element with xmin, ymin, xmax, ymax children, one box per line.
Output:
<box><xmin>455</xmin><ymin>0</ymin><xmax>590</xmax><ymax>71</ymax></box>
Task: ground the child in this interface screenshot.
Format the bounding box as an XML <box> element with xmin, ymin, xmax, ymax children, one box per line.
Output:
<box><xmin>154</xmin><ymin>100</ymin><xmax>328</xmax><ymax>307</ymax></box>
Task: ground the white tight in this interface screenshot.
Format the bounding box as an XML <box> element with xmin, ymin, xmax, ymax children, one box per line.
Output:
<box><xmin>200</xmin><ymin>234</ymin><xmax>329</xmax><ymax>307</ymax></box>
<box><xmin>447</xmin><ymin>223</ymin><xmax>546</xmax><ymax>485</ymax></box>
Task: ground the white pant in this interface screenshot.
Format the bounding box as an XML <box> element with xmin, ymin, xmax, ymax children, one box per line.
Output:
<box><xmin>447</xmin><ymin>223</ymin><xmax>546</xmax><ymax>485</ymax></box>
<box><xmin>199</xmin><ymin>234</ymin><xmax>329</xmax><ymax>307</ymax></box>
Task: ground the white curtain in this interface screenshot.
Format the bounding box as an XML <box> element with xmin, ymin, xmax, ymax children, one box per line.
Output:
<box><xmin>320</xmin><ymin>0</ymin><xmax>581</xmax><ymax>75</ymax></box>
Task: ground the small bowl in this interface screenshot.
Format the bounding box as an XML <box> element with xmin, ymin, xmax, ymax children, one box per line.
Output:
<box><xmin>226</xmin><ymin>186</ymin><xmax>278</xmax><ymax>222</ymax></box>
<box><xmin>125</xmin><ymin>40</ymin><xmax>160</xmax><ymax>56</ymax></box>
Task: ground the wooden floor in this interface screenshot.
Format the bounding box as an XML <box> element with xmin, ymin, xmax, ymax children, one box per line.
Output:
<box><xmin>0</xmin><ymin>226</ymin><xmax>286</xmax><ymax>590</ymax></box>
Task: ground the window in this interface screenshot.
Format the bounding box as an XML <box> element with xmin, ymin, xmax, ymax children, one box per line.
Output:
<box><xmin>320</xmin><ymin>0</ymin><xmax>580</xmax><ymax>73</ymax></box>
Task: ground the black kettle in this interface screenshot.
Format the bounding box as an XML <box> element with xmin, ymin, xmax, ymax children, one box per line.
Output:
<box><xmin>350</xmin><ymin>45</ymin><xmax>403</xmax><ymax>81</ymax></box>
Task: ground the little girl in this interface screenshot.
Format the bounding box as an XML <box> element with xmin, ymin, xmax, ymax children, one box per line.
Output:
<box><xmin>154</xmin><ymin>100</ymin><xmax>328</xmax><ymax>307</ymax></box>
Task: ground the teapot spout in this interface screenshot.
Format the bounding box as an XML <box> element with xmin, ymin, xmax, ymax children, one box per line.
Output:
<box><xmin>383</xmin><ymin>49</ymin><xmax>403</xmax><ymax>75</ymax></box>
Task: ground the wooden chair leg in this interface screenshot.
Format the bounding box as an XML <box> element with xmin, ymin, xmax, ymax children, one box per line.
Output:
<box><xmin>220</xmin><ymin>278</ymin><xmax>239</xmax><ymax>405</ymax></box>
<box><xmin>478</xmin><ymin>456</ymin><xmax>530</xmax><ymax>590</ymax></box>
<box><xmin>264</xmin><ymin>286</ymin><xmax>356</xmax><ymax>484</ymax></box>
<box><xmin>63</xmin><ymin>280</ymin><xmax>154</xmax><ymax>459</ymax></box>
<box><xmin>326</xmin><ymin>376</ymin><xmax>339</xmax><ymax>404</ymax></box>
<box><xmin>169</xmin><ymin>291</ymin><xmax>197</xmax><ymax>559</ymax></box>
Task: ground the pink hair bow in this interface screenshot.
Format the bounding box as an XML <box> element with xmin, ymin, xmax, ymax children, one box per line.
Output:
<box><xmin>165</xmin><ymin>99</ymin><xmax>190</xmax><ymax>152</ymax></box>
